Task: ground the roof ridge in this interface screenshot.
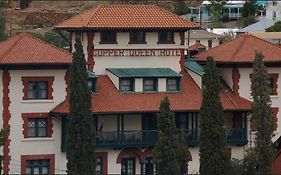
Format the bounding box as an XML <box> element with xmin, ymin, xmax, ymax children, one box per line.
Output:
<box><xmin>0</xmin><ymin>33</ymin><xmax>25</xmax><ymax>61</ymax></box>
<box><xmin>23</xmin><ymin>32</ymin><xmax>72</xmax><ymax>56</ymax></box>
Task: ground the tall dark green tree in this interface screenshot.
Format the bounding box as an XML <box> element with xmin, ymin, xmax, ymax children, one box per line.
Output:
<box><xmin>251</xmin><ymin>51</ymin><xmax>274</xmax><ymax>175</ymax></box>
<box><xmin>176</xmin><ymin>129</ymin><xmax>190</xmax><ymax>175</ymax></box>
<box><xmin>66</xmin><ymin>36</ymin><xmax>96</xmax><ymax>175</ymax></box>
<box><xmin>153</xmin><ymin>96</ymin><xmax>180</xmax><ymax>175</ymax></box>
<box><xmin>199</xmin><ymin>57</ymin><xmax>230</xmax><ymax>175</ymax></box>
<box><xmin>173</xmin><ymin>0</ymin><xmax>190</xmax><ymax>16</ymax></box>
<box><xmin>208</xmin><ymin>0</ymin><xmax>226</xmax><ymax>27</ymax></box>
<box><xmin>0</xmin><ymin>14</ymin><xmax>7</xmax><ymax>41</ymax></box>
<box><xmin>0</xmin><ymin>128</ymin><xmax>9</xmax><ymax>175</ymax></box>
<box><xmin>242</xmin><ymin>0</ymin><xmax>257</xmax><ymax>18</ymax></box>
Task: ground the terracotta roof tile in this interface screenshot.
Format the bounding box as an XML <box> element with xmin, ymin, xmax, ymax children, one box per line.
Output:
<box><xmin>0</xmin><ymin>33</ymin><xmax>72</xmax><ymax>65</ymax></box>
<box><xmin>51</xmin><ymin>72</ymin><xmax>251</xmax><ymax>114</ymax></box>
<box><xmin>195</xmin><ymin>33</ymin><xmax>281</xmax><ymax>63</ymax></box>
<box><xmin>55</xmin><ymin>5</ymin><xmax>200</xmax><ymax>30</ymax></box>
<box><xmin>187</xmin><ymin>43</ymin><xmax>206</xmax><ymax>51</ymax></box>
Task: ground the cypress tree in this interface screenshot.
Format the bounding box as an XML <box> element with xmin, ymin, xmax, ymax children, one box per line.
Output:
<box><xmin>67</xmin><ymin>36</ymin><xmax>96</xmax><ymax>175</ymax></box>
<box><xmin>176</xmin><ymin>129</ymin><xmax>190</xmax><ymax>175</ymax></box>
<box><xmin>199</xmin><ymin>57</ymin><xmax>230</xmax><ymax>175</ymax></box>
<box><xmin>153</xmin><ymin>96</ymin><xmax>180</xmax><ymax>175</ymax></box>
<box><xmin>251</xmin><ymin>51</ymin><xmax>274</xmax><ymax>175</ymax></box>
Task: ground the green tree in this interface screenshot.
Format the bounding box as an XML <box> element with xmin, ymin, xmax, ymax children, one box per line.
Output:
<box><xmin>266</xmin><ymin>21</ymin><xmax>281</xmax><ymax>32</ymax></box>
<box><xmin>208</xmin><ymin>0</ymin><xmax>226</xmax><ymax>27</ymax></box>
<box><xmin>0</xmin><ymin>14</ymin><xmax>7</xmax><ymax>41</ymax></box>
<box><xmin>176</xmin><ymin>129</ymin><xmax>190</xmax><ymax>175</ymax></box>
<box><xmin>173</xmin><ymin>0</ymin><xmax>190</xmax><ymax>16</ymax></box>
<box><xmin>251</xmin><ymin>51</ymin><xmax>274</xmax><ymax>175</ymax></box>
<box><xmin>0</xmin><ymin>128</ymin><xmax>9</xmax><ymax>175</ymax></box>
<box><xmin>66</xmin><ymin>36</ymin><xmax>96</xmax><ymax>175</ymax></box>
<box><xmin>43</xmin><ymin>30</ymin><xmax>69</xmax><ymax>50</ymax></box>
<box><xmin>242</xmin><ymin>0</ymin><xmax>257</xmax><ymax>18</ymax></box>
<box><xmin>199</xmin><ymin>57</ymin><xmax>230</xmax><ymax>175</ymax></box>
<box><xmin>153</xmin><ymin>96</ymin><xmax>180</xmax><ymax>175</ymax></box>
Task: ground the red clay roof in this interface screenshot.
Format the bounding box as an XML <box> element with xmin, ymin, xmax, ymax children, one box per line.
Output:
<box><xmin>195</xmin><ymin>33</ymin><xmax>281</xmax><ymax>63</ymax></box>
<box><xmin>55</xmin><ymin>4</ymin><xmax>200</xmax><ymax>30</ymax></box>
<box><xmin>51</xmin><ymin>72</ymin><xmax>251</xmax><ymax>114</ymax></box>
<box><xmin>187</xmin><ymin>43</ymin><xmax>206</xmax><ymax>51</ymax></box>
<box><xmin>0</xmin><ymin>33</ymin><xmax>72</xmax><ymax>65</ymax></box>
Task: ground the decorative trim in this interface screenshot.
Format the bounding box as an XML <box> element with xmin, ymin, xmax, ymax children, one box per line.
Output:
<box><xmin>87</xmin><ymin>32</ymin><xmax>94</xmax><ymax>71</ymax></box>
<box><xmin>64</xmin><ymin>69</ymin><xmax>70</xmax><ymax>100</ymax></box>
<box><xmin>179</xmin><ymin>32</ymin><xmax>185</xmax><ymax>73</ymax></box>
<box><xmin>232</xmin><ymin>67</ymin><xmax>240</xmax><ymax>96</ymax></box>
<box><xmin>96</xmin><ymin>152</ymin><xmax>108</xmax><ymax>175</ymax></box>
<box><xmin>22</xmin><ymin>113</ymin><xmax>53</xmax><ymax>138</ymax></box>
<box><xmin>22</xmin><ymin>76</ymin><xmax>54</xmax><ymax>100</ymax></box>
<box><xmin>2</xmin><ymin>69</ymin><xmax>11</xmax><ymax>174</ymax></box>
<box><xmin>116</xmin><ymin>148</ymin><xmax>144</xmax><ymax>164</ymax></box>
<box><xmin>21</xmin><ymin>154</ymin><xmax>55</xmax><ymax>175</ymax></box>
<box><xmin>272</xmin><ymin>107</ymin><xmax>279</xmax><ymax>130</ymax></box>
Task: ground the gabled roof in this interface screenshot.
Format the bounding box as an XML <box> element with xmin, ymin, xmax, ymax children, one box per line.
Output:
<box><xmin>55</xmin><ymin>4</ymin><xmax>200</xmax><ymax>30</ymax></box>
<box><xmin>106</xmin><ymin>68</ymin><xmax>181</xmax><ymax>78</ymax></box>
<box><xmin>0</xmin><ymin>33</ymin><xmax>72</xmax><ymax>65</ymax></box>
<box><xmin>51</xmin><ymin>72</ymin><xmax>251</xmax><ymax>114</ymax></box>
<box><xmin>189</xmin><ymin>30</ymin><xmax>223</xmax><ymax>39</ymax></box>
<box><xmin>187</xmin><ymin>43</ymin><xmax>206</xmax><ymax>51</ymax></box>
<box><xmin>237</xmin><ymin>18</ymin><xmax>275</xmax><ymax>33</ymax></box>
<box><xmin>195</xmin><ymin>33</ymin><xmax>281</xmax><ymax>63</ymax></box>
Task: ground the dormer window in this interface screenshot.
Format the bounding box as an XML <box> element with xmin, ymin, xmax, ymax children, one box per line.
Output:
<box><xmin>100</xmin><ymin>31</ymin><xmax>117</xmax><ymax>44</ymax></box>
<box><xmin>143</xmin><ymin>78</ymin><xmax>157</xmax><ymax>91</ymax></box>
<box><xmin>120</xmin><ymin>78</ymin><xmax>134</xmax><ymax>92</ymax></box>
<box><xmin>167</xmin><ymin>78</ymin><xmax>180</xmax><ymax>91</ymax></box>
<box><xmin>129</xmin><ymin>31</ymin><xmax>146</xmax><ymax>44</ymax></box>
<box><xmin>158</xmin><ymin>31</ymin><xmax>174</xmax><ymax>44</ymax></box>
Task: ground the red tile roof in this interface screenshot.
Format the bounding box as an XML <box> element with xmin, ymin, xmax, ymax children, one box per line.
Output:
<box><xmin>0</xmin><ymin>33</ymin><xmax>72</xmax><ymax>65</ymax></box>
<box><xmin>187</xmin><ymin>43</ymin><xmax>206</xmax><ymax>51</ymax></box>
<box><xmin>51</xmin><ymin>72</ymin><xmax>251</xmax><ymax>114</ymax></box>
<box><xmin>195</xmin><ymin>34</ymin><xmax>281</xmax><ymax>63</ymax></box>
<box><xmin>55</xmin><ymin>5</ymin><xmax>200</xmax><ymax>30</ymax></box>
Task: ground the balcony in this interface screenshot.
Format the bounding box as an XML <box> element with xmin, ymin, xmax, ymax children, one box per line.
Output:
<box><xmin>61</xmin><ymin>128</ymin><xmax>247</xmax><ymax>151</ymax></box>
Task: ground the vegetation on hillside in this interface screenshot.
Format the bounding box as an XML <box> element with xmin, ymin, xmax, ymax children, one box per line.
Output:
<box><xmin>266</xmin><ymin>21</ymin><xmax>281</xmax><ymax>32</ymax></box>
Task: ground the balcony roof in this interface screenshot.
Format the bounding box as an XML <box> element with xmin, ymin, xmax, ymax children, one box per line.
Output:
<box><xmin>106</xmin><ymin>68</ymin><xmax>181</xmax><ymax>78</ymax></box>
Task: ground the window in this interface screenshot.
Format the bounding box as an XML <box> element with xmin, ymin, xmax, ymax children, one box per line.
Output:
<box><xmin>100</xmin><ymin>31</ymin><xmax>117</xmax><ymax>44</ymax></box>
<box><xmin>22</xmin><ymin>113</ymin><xmax>52</xmax><ymax>138</ymax></box>
<box><xmin>166</xmin><ymin>78</ymin><xmax>180</xmax><ymax>91</ymax></box>
<box><xmin>196</xmin><ymin>40</ymin><xmax>200</xmax><ymax>43</ymax></box>
<box><xmin>22</xmin><ymin>77</ymin><xmax>54</xmax><ymax>100</ymax></box>
<box><xmin>26</xmin><ymin>159</ymin><xmax>49</xmax><ymax>175</ymax></box>
<box><xmin>267</xmin><ymin>74</ymin><xmax>279</xmax><ymax>95</ymax></box>
<box><xmin>28</xmin><ymin>82</ymin><xmax>48</xmax><ymax>99</ymax></box>
<box><xmin>121</xmin><ymin>158</ymin><xmax>136</xmax><ymax>175</ymax></box>
<box><xmin>143</xmin><ymin>78</ymin><xmax>157</xmax><ymax>91</ymax></box>
<box><xmin>208</xmin><ymin>40</ymin><xmax>212</xmax><ymax>48</ymax></box>
<box><xmin>28</xmin><ymin>118</ymin><xmax>47</xmax><ymax>137</ymax></box>
<box><xmin>129</xmin><ymin>31</ymin><xmax>146</xmax><ymax>44</ymax></box>
<box><xmin>120</xmin><ymin>79</ymin><xmax>134</xmax><ymax>92</ymax></box>
<box><xmin>21</xmin><ymin>154</ymin><xmax>54</xmax><ymax>175</ymax></box>
<box><xmin>96</xmin><ymin>157</ymin><xmax>103</xmax><ymax>175</ymax></box>
<box><xmin>143</xmin><ymin>157</ymin><xmax>156</xmax><ymax>175</ymax></box>
<box><xmin>158</xmin><ymin>31</ymin><xmax>174</xmax><ymax>44</ymax></box>
<box><xmin>88</xmin><ymin>78</ymin><xmax>97</xmax><ymax>92</ymax></box>
<box><xmin>273</xmin><ymin>1</ymin><xmax>277</xmax><ymax>5</ymax></box>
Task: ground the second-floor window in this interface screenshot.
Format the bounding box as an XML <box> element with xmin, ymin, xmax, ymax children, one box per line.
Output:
<box><xmin>120</xmin><ymin>78</ymin><xmax>134</xmax><ymax>92</ymax></box>
<box><xmin>167</xmin><ymin>78</ymin><xmax>180</xmax><ymax>91</ymax></box>
<box><xmin>28</xmin><ymin>81</ymin><xmax>48</xmax><ymax>99</ymax></box>
<box><xmin>100</xmin><ymin>31</ymin><xmax>117</xmax><ymax>44</ymax></box>
<box><xmin>26</xmin><ymin>159</ymin><xmax>50</xmax><ymax>175</ymax></box>
<box><xmin>143</xmin><ymin>78</ymin><xmax>157</xmax><ymax>91</ymax></box>
<box><xmin>129</xmin><ymin>31</ymin><xmax>146</xmax><ymax>44</ymax></box>
<box><xmin>158</xmin><ymin>31</ymin><xmax>174</xmax><ymax>44</ymax></box>
<box><xmin>28</xmin><ymin>118</ymin><xmax>47</xmax><ymax>137</ymax></box>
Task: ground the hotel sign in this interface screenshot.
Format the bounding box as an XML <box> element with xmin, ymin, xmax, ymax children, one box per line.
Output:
<box><xmin>93</xmin><ymin>49</ymin><xmax>182</xmax><ymax>57</ymax></box>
